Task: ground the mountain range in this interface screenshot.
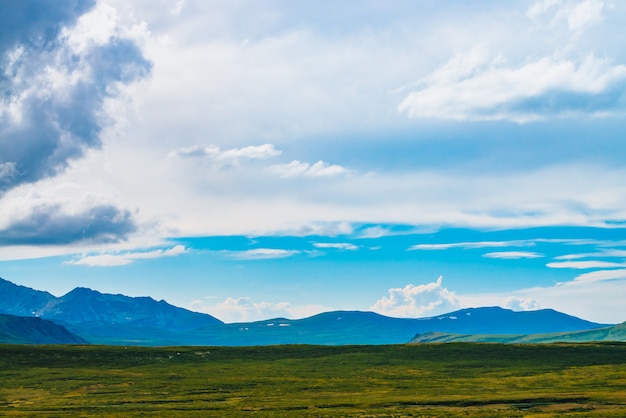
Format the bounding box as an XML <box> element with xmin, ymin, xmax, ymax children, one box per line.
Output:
<box><xmin>0</xmin><ymin>277</ymin><xmax>620</xmax><ymax>346</ymax></box>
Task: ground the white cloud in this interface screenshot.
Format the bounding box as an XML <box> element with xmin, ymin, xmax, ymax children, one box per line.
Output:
<box><xmin>313</xmin><ymin>242</ymin><xmax>358</xmax><ymax>251</ymax></box>
<box><xmin>409</xmin><ymin>240</ymin><xmax>535</xmax><ymax>251</ymax></box>
<box><xmin>170</xmin><ymin>0</ymin><xmax>185</xmax><ymax>16</ymax></box>
<box><xmin>572</xmin><ymin>268</ymin><xmax>626</xmax><ymax>283</ymax></box>
<box><xmin>224</xmin><ymin>248</ymin><xmax>300</xmax><ymax>260</ymax></box>
<box><xmin>566</xmin><ymin>0</ymin><xmax>605</xmax><ymax>32</ymax></box>
<box><xmin>526</xmin><ymin>0</ymin><xmax>561</xmax><ymax>20</ymax></box>
<box><xmin>172</xmin><ymin>144</ymin><xmax>281</xmax><ymax>161</ymax></box>
<box><xmin>190</xmin><ymin>296</ymin><xmax>328</xmax><ymax>323</ymax></box>
<box><xmin>504</xmin><ymin>296</ymin><xmax>541</xmax><ymax>311</ymax></box>
<box><xmin>0</xmin><ymin>162</ymin><xmax>17</xmax><ymax>182</ymax></box>
<box><xmin>483</xmin><ymin>251</ymin><xmax>544</xmax><ymax>259</ymax></box>
<box><xmin>270</xmin><ymin>160</ymin><xmax>350</xmax><ymax>178</ymax></box>
<box><xmin>555</xmin><ymin>249</ymin><xmax>626</xmax><ymax>260</ymax></box>
<box><xmin>70</xmin><ymin>253</ymin><xmax>133</xmax><ymax>267</ymax></box>
<box><xmin>62</xmin><ymin>2</ymin><xmax>120</xmax><ymax>54</ymax></box>
<box><xmin>547</xmin><ymin>260</ymin><xmax>626</xmax><ymax>269</ymax></box>
<box><xmin>527</xmin><ymin>0</ymin><xmax>606</xmax><ymax>32</ymax></box>
<box><xmin>398</xmin><ymin>49</ymin><xmax>626</xmax><ymax>122</ymax></box>
<box><xmin>371</xmin><ymin>276</ymin><xmax>461</xmax><ymax>318</ymax></box>
<box><xmin>68</xmin><ymin>245</ymin><xmax>187</xmax><ymax>267</ymax></box>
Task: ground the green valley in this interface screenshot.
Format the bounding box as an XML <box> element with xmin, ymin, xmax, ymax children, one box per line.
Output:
<box><xmin>1</xmin><ymin>342</ymin><xmax>626</xmax><ymax>416</ymax></box>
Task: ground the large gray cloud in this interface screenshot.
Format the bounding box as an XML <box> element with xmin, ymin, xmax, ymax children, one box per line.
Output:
<box><xmin>0</xmin><ymin>0</ymin><xmax>150</xmax><ymax>245</ymax></box>
<box><xmin>0</xmin><ymin>1</ymin><xmax>151</xmax><ymax>192</ymax></box>
<box><xmin>0</xmin><ymin>0</ymin><xmax>94</xmax><ymax>54</ymax></box>
<box><xmin>0</xmin><ymin>204</ymin><xmax>136</xmax><ymax>245</ymax></box>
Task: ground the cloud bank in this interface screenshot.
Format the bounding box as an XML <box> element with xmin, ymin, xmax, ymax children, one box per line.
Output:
<box><xmin>0</xmin><ymin>204</ymin><xmax>135</xmax><ymax>246</ymax></box>
<box><xmin>399</xmin><ymin>49</ymin><xmax>626</xmax><ymax>123</ymax></box>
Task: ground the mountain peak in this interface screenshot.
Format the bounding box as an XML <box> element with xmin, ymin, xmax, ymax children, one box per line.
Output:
<box><xmin>64</xmin><ymin>287</ymin><xmax>100</xmax><ymax>297</ymax></box>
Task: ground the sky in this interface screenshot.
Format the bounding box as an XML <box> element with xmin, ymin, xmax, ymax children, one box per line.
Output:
<box><xmin>1</xmin><ymin>0</ymin><xmax>626</xmax><ymax>324</ymax></box>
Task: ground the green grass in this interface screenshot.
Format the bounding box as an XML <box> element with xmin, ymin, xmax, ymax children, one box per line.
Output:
<box><xmin>1</xmin><ymin>343</ymin><xmax>626</xmax><ymax>416</ymax></box>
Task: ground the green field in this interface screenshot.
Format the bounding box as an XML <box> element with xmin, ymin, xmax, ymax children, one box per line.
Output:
<box><xmin>1</xmin><ymin>343</ymin><xmax>626</xmax><ymax>417</ymax></box>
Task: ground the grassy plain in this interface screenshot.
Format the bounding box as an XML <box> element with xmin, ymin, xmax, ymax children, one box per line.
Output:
<box><xmin>1</xmin><ymin>343</ymin><xmax>626</xmax><ymax>417</ymax></box>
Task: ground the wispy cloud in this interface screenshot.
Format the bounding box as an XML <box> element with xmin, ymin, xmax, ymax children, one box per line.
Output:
<box><xmin>555</xmin><ymin>249</ymin><xmax>626</xmax><ymax>260</ymax></box>
<box><xmin>371</xmin><ymin>276</ymin><xmax>461</xmax><ymax>318</ymax></box>
<box><xmin>68</xmin><ymin>245</ymin><xmax>187</xmax><ymax>267</ymax></box>
<box><xmin>313</xmin><ymin>242</ymin><xmax>359</xmax><ymax>251</ymax></box>
<box><xmin>409</xmin><ymin>240</ymin><xmax>535</xmax><ymax>251</ymax></box>
<box><xmin>527</xmin><ymin>0</ymin><xmax>606</xmax><ymax>32</ymax></box>
<box><xmin>572</xmin><ymin>269</ymin><xmax>626</xmax><ymax>283</ymax></box>
<box><xmin>483</xmin><ymin>251</ymin><xmax>544</xmax><ymax>259</ymax></box>
<box><xmin>398</xmin><ymin>46</ymin><xmax>626</xmax><ymax>122</ymax></box>
<box><xmin>172</xmin><ymin>144</ymin><xmax>281</xmax><ymax>161</ymax></box>
<box><xmin>224</xmin><ymin>248</ymin><xmax>300</xmax><ymax>260</ymax></box>
<box><xmin>547</xmin><ymin>260</ymin><xmax>626</xmax><ymax>269</ymax></box>
<box><xmin>431</xmin><ymin>0</ymin><xmax>618</xmax><ymax>125</ymax></box>
<box><xmin>270</xmin><ymin>160</ymin><xmax>350</xmax><ymax>178</ymax></box>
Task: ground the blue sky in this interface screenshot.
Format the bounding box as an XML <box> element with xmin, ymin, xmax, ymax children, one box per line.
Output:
<box><xmin>1</xmin><ymin>0</ymin><xmax>626</xmax><ymax>323</ymax></box>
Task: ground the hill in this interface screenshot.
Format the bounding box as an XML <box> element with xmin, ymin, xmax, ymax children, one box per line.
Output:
<box><xmin>181</xmin><ymin>307</ymin><xmax>608</xmax><ymax>346</ymax></box>
<box><xmin>410</xmin><ymin>322</ymin><xmax>626</xmax><ymax>344</ymax></box>
<box><xmin>0</xmin><ymin>314</ymin><xmax>87</xmax><ymax>344</ymax></box>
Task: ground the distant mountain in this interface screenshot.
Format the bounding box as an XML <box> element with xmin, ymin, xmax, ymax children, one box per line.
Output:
<box><xmin>186</xmin><ymin>307</ymin><xmax>607</xmax><ymax>346</ymax></box>
<box><xmin>412</xmin><ymin>306</ymin><xmax>605</xmax><ymax>335</ymax></box>
<box><xmin>0</xmin><ymin>277</ymin><xmax>222</xmax><ymax>344</ymax></box>
<box><xmin>0</xmin><ymin>278</ymin><xmax>56</xmax><ymax>316</ymax></box>
<box><xmin>0</xmin><ymin>314</ymin><xmax>87</xmax><ymax>345</ymax></box>
<box><xmin>0</xmin><ymin>277</ymin><xmax>612</xmax><ymax>346</ymax></box>
<box><xmin>43</xmin><ymin>286</ymin><xmax>223</xmax><ymax>330</ymax></box>
<box><xmin>410</xmin><ymin>321</ymin><xmax>626</xmax><ymax>344</ymax></box>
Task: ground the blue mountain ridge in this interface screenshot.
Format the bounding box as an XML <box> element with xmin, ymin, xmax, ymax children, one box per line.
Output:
<box><xmin>0</xmin><ymin>314</ymin><xmax>87</xmax><ymax>344</ymax></box>
<box><xmin>0</xmin><ymin>277</ymin><xmax>611</xmax><ymax>346</ymax></box>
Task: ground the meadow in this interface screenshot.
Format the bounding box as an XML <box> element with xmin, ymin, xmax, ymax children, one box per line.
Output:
<box><xmin>1</xmin><ymin>342</ymin><xmax>626</xmax><ymax>417</ymax></box>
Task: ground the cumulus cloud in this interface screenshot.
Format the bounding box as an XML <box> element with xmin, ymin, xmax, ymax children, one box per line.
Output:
<box><xmin>504</xmin><ymin>296</ymin><xmax>541</xmax><ymax>311</ymax></box>
<box><xmin>68</xmin><ymin>244</ymin><xmax>187</xmax><ymax>267</ymax></box>
<box><xmin>398</xmin><ymin>46</ymin><xmax>626</xmax><ymax>122</ymax></box>
<box><xmin>224</xmin><ymin>248</ymin><xmax>300</xmax><ymax>260</ymax></box>
<box><xmin>371</xmin><ymin>276</ymin><xmax>461</xmax><ymax>318</ymax></box>
<box><xmin>190</xmin><ymin>296</ymin><xmax>328</xmax><ymax>323</ymax></box>
<box><xmin>0</xmin><ymin>204</ymin><xmax>136</xmax><ymax>245</ymax></box>
<box><xmin>313</xmin><ymin>242</ymin><xmax>358</xmax><ymax>251</ymax></box>
<box><xmin>270</xmin><ymin>160</ymin><xmax>350</xmax><ymax>178</ymax></box>
<box><xmin>483</xmin><ymin>251</ymin><xmax>543</xmax><ymax>259</ymax></box>
<box><xmin>547</xmin><ymin>260</ymin><xmax>626</xmax><ymax>269</ymax></box>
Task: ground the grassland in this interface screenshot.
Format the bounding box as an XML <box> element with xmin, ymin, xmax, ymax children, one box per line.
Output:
<box><xmin>1</xmin><ymin>342</ymin><xmax>626</xmax><ymax>417</ymax></box>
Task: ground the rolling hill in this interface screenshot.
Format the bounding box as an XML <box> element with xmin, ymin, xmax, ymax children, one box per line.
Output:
<box><xmin>0</xmin><ymin>314</ymin><xmax>87</xmax><ymax>344</ymax></box>
<box><xmin>410</xmin><ymin>321</ymin><xmax>626</xmax><ymax>344</ymax></box>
